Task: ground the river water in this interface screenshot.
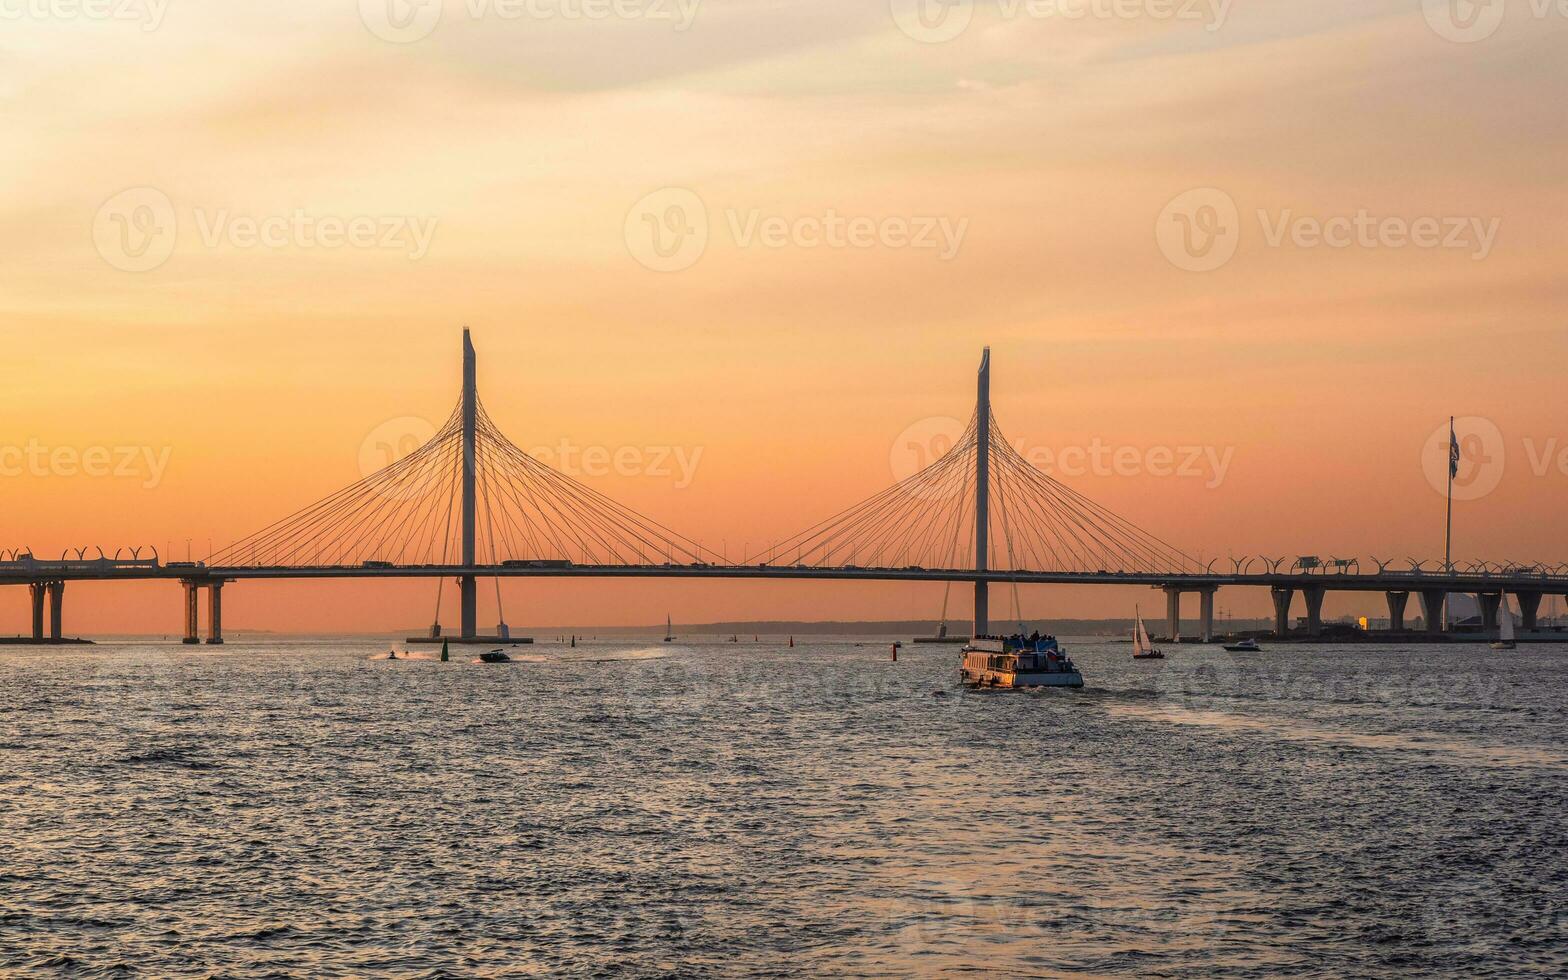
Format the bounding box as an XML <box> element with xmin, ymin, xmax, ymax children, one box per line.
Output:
<box><xmin>3</xmin><ymin>637</ymin><xmax>1565</xmax><ymax>977</ymax></box>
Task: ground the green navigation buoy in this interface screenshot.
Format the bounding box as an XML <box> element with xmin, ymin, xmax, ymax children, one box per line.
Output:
<box><xmin>440</xmin><ymin>638</ymin><xmax>449</xmax><ymax>662</ymax></box>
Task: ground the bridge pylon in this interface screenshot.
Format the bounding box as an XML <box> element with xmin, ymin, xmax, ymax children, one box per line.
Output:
<box><xmin>974</xmin><ymin>348</ymin><xmax>990</xmax><ymax>636</ymax></box>
<box><xmin>460</xmin><ymin>328</ymin><xmax>478</xmax><ymax>639</ymax></box>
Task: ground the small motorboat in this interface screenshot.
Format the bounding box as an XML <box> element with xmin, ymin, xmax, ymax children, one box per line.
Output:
<box><xmin>1132</xmin><ymin>606</ymin><xmax>1164</xmax><ymax>660</ymax></box>
<box><xmin>477</xmin><ymin>649</ymin><xmax>513</xmax><ymax>664</ymax></box>
<box><xmin>1224</xmin><ymin>638</ymin><xmax>1262</xmax><ymax>652</ymax></box>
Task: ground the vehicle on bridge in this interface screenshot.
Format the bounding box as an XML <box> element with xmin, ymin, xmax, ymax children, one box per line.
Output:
<box><xmin>961</xmin><ymin>634</ymin><xmax>1083</xmax><ymax>689</ymax></box>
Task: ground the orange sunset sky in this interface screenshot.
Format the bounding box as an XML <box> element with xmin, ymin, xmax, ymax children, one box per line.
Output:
<box><xmin>3</xmin><ymin>1</ymin><xmax>1565</xmax><ymax>635</ymax></box>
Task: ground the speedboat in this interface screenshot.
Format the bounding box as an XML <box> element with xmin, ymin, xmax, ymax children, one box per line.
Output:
<box><xmin>960</xmin><ymin>633</ymin><xmax>1083</xmax><ymax>689</ymax></box>
<box><xmin>477</xmin><ymin>649</ymin><xmax>512</xmax><ymax>664</ymax></box>
<box><xmin>1224</xmin><ymin>638</ymin><xmax>1261</xmax><ymax>652</ymax></box>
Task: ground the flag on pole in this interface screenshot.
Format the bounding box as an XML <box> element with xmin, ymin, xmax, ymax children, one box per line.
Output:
<box><xmin>1449</xmin><ymin>425</ymin><xmax>1461</xmax><ymax>478</ymax></box>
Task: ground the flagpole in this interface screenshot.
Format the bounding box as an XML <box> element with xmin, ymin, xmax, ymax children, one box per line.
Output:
<box><xmin>1444</xmin><ymin>416</ymin><xmax>1455</xmax><ymax>631</ymax></box>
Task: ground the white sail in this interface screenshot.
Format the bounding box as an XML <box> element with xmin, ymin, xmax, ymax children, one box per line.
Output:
<box><xmin>1500</xmin><ymin>603</ymin><xmax>1515</xmax><ymax>642</ymax></box>
<box><xmin>1133</xmin><ymin>609</ymin><xmax>1154</xmax><ymax>655</ymax></box>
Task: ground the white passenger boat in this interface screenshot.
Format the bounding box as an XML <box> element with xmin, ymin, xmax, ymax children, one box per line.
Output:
<box><xmin>960</xmin><ymin>633</ymin><xmax>1084</xmax><ymax>689</ymax></box>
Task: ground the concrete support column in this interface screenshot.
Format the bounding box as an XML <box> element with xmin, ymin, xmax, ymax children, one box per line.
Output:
<box><xmin>182</xmin><ymin>581</ymin><xmax>201</xmax><ymax>644</ymax></box>
<box><xmin>459</xmin><ymin>575</ymin><xmax>477</xmax><ymax>640</ymax></box>
<box><xmin>28</xmin><ymin>582</ymin><xmax>45</xmax><ymax>641</ymax></box>
<box><xmin>206</xmin><ymin>581</ymin><xmax>224</xmax><ymax>645</ymax></box>
<box><xmin>1515</xmin><ymin>592</ymin><xmax>1542</xmax><ymax>631</ymax></box>
<box><xmin>1386</xmin><ymin>591</ymin><xmax>1409</xmax><ymax>632</ymax></box>
<box><xmin>1199</xmin><ymin>588</ymin><xmax>1216</xmax><ymax>642</ymax></box>
<box><xmin>47</xmin><ymin>581</ymin><xmax>63</xmax><ymax>641</ymax></box>
<box><xmin>1418</xmin><ymin>590</ymin><xmax>1446</xmax><ymax>635</ymax></box>
<box><xmin>1270</xmin><ymin>587</ymin><xmax>1294</xmax><ymax>637</ymax></box>
<box><xmin>1165</xmin><ymin>587</ymin><xmax>1182</xmax><ymax>642</ymax></box>
<box><xmin>1303</xmin><ymin>586</ymin><xmax>1326</xmax><ymax>637</ymax></box>
<box><xmin>1476</xmin><ymin>593</ymin><xmax>1501</xmax><ymax>632</ymax></box>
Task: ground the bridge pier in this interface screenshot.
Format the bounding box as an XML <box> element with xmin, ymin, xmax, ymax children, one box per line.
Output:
<box><xmin>47</xmin><ymin>581</ymin><xmax>64</xmax><ymax>641</ymax></box>
<box><xmin>1164</xmin><ymin>587</ymin><xmax>1182</xmax><ymax>641</ymax></box>
<box><xmin>1418</xmin><ymin>590</ymin><xmax>1446</xmax><ymax>634</ymax></box>
<box><xmin>1270</xmin><ymin>587</ymin><xmax>1294</xmax><ymax>637</ymax></box>
<box><xmin>207</xmin><ymin>581</ymin><xmax>224</xmax><ymax>644</ymax></box>
<box><xmin>460</xmin><ymin>575</ymin><xmax>477</xmax><ymax>640</ymax></box>
<box><xmin>1303</xmin><ymin>586</ymin><xmax>1325</xmax><ymax>637</ymax></box>
<box><xmin>28</xmin><ymin>582</ymin><xmax>45</xmax><ymax>641</ymax></box>
<box><xmin>1476</xmin><ymin>592</ymin><xmax>1502</xmax><ymax>633</ymax></box>
<box><xmin>1386</xmin><ymin>591</ymin><xmax>1409</xmax><ymax>632</ymax></box>
<box><xmin>182</xmin><ymin>580</ymin><xmax>201</xmax><ymax>644</ymax></box>
<box><xmin>1198</xmin><ymin>587</ymin><xmax>1216</xmax><ymax>642</ymax></box>
<box><xmin>1516</xmin><ymin>591</ymin><xmax>1542</xmax><ymax>631</ymax></box>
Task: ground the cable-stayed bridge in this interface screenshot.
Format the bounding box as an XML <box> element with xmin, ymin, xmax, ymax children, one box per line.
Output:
<box><xmin>4</xmin><ymin>333</ymin><xmax>1565</xmax><ymax>644</ymax></box>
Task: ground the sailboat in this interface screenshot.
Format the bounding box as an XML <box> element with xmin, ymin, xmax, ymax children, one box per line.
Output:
<box><xmin>1132</xmin><ymin>606</ymin><xmax>1164</xmax><ymax>660</ymax></box>
<box><xmin>1491</xmin><ymin>601</ymin><xmax>1517</xmax><ymax>650</ymax></box>
<box><xmin>663</xmin><ymin>614</ymin><xmax>675</xmax><ymax>643</ymax></box>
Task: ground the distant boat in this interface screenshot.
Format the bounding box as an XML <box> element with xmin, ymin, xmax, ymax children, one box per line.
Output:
<box><xmin>1132</xmin><ymin>606</ymin><xmax>1164</xmax><ymax>660</ymax></box>
<box><xmin>1224</xmin><ymin>637</ymin><xmax>1262</xmax><ymax>653</ymax></box>
<box><xmin>914</xmin><ymin>621</ymin><xmax>967</xmax><ymax>644</ymax></box>
<box><xmin>1492</xmin><ymin>603</ymin><xmax>1517</xmax><ymax>650</ymax></box>
<box><xmin>664</xmin><ymin>614</ymin><xmax>675</xmax><ymax>643</ymax></box>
